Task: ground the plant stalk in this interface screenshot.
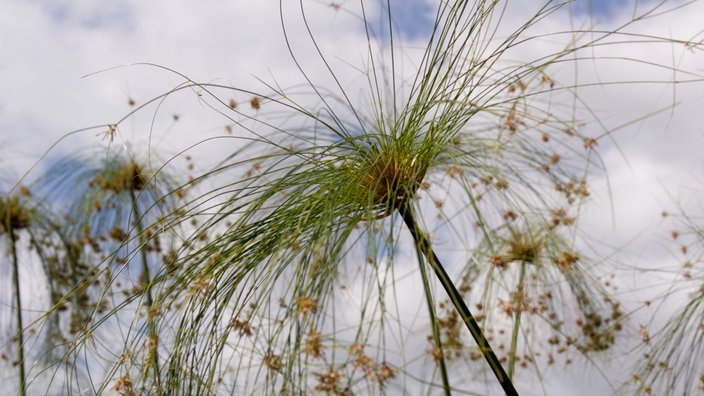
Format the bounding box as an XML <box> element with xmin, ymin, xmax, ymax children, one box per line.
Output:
<box><xmin>413</xmin><ymin>238</ymin><xmax>452</xmax><ymax>395</ymax></box>
<box><xmin>9</xmin><ymin>226</ymin><xmax>27</xmax><ymax>396</ymax></box>
<box><xmin>507</xmin><ymin>261</ymin><xmax>526</xmax><ymax>380</ymax></box>
<box><xmin>398</xmin><ymin>203</ymin><xmax>518</xmax><ymax>396</ymax></box>
<box><xmin>130</xmin><ymin>190</ymin><xmax>161</xmax><ymax>388</ymax></box>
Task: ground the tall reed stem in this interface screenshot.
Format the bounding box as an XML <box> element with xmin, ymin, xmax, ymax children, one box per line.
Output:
<box><xmin>9</xmin><ymin>226</ymin><xmax>27</xmax><ymax>396</ymax></box>
<box><xmin>130</xmin><ymin>190</ymin><xmax>160</xmax><ymax>388</ymax></box>
<box><xmin>398</xmin><ymin>203</ymin><xmax>518</xmax><ymax>396</ymax></box>
<box><xmin>507</xmin><ymin>261</ymin><xmax>526</xmax><ymax>380</ymax></box>
<box><xmin>413</xmin><ymin>239</ymin><xmax>452</xmax><ymax>395</ymax></box>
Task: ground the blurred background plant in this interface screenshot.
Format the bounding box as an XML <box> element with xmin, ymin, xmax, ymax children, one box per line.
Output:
<box><xmin>628</xmin><ymin>202</ymin><xmax>704</xmax><ymax>395</ymax></box>
<box><xmin>0</xmin><ymin>0</ymin><xmax>703</xmax><ymax>394</ymax></box>
<box><xmin>32</xmin><ymin>147</ymin><xmax>189</xmax><ymax>393</ymax></box>
<box><xmin>0</xmin><ymin>185</ymin><xmax>64</xmax><ymax>396</ymax></box>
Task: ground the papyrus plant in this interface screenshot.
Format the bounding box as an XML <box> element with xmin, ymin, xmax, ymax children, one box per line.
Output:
<box><xmin>631</xmin><ymin>208</ymin><xmax>704</xmax><ymax>395</ymax></box>
<box><xmin>43</xmin><ymin>0</ymin><xmax>704</xmax><ymax>394</ymax></box>
<box><xmin>37</xmin><ymin>148</ymin><xmax>187</xmax><ymax>393</ymax></box>
<box><xmin>0</xmin><ymin>187</ymin><xmax>66</xmax><ymax>396</ymax></box>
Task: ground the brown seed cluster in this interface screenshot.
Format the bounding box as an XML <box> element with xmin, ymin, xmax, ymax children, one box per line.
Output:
<box><xmin>263</xmin><ymin>353</ymin><xmax>283</xmax><ymax>372</ymax></box>
<box><xmin>352</xmin><ymin>142</ymin><xmax>427</xmax><ymax>219</ymax></box>
<box><xmin>554</xmin><ymin>178</ymin><xmax>589</xmax><ymax>205</ymax></box>
<box><xmin>113</xmin><ymin>374</ymin><xmax>135</xmax><ymax>396</ymax></box>
<box><xmin>313</xmin><ymin>369</ymin><xmax>346</xmax><ymax>394</ymax></box>
<box><xmin>0</xmin><ymin>194</ymin><xmax>33</xmax><ymax>232</ymax></box>
<box><xmin>304</xmin><ymin>330</ymin><xmax>324</xmax><ymax>359</ymax></box>
<box><xmin>89</xmin><ymin>162</ymin><xmax>147</xmax><ymax>193</ymax></box>
<box><xmin>296</xmin><ymin>296</ymin><xmax>318</xmax><ymax>317</ymax></box>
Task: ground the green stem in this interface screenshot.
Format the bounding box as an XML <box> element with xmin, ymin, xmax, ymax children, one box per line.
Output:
<box><xmin>507</xmin><ymin>261</ymin><xmax>526</xmax><ymax>380</ymax></box>
<box><xmin>130</xmin><ymin>190</ymin><xmax>161</xmax><ymax>388</ymax></box>
<box><xmin>398</xmin><ymin>204</ymin><xmax>518</xmax><ymax>396</ymax></box>
<box><xmin>413</xmin><ymin>238</ymin><xmax>452</xmax><ymax>395</ymax></box>
<box><xmin>9</xmin><ymin>227</ymin><xmax>27</xmax><ymax>396</ymax></box>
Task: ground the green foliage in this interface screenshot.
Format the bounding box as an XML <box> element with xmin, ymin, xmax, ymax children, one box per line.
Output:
<box><xmin>1</xmin><ymin>0</ymin><xmax>704</xmax><ymax>395</ymax></box>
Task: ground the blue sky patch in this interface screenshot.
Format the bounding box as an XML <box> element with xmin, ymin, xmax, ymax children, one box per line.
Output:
<box><xmin>569</xmin><ymin>0</ymin><xmax>635</xmax><ymax>16</ymax></box>
<box><xmin>366</xmin><ymin>0</ymin><xmax>436</xmax><ymax>42</ymax></box>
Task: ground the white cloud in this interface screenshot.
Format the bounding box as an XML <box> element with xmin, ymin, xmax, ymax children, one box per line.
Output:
<box><xmin>1</xmin><ymin>0</ymin><xmax>703</xmax><ymax>394</ymax></box>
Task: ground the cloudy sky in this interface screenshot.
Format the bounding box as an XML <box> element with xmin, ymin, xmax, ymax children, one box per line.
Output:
<box><xmin>1</xmin><ymin>0</ymin><xmax>703</xmax><ymax>394</ymax></box>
